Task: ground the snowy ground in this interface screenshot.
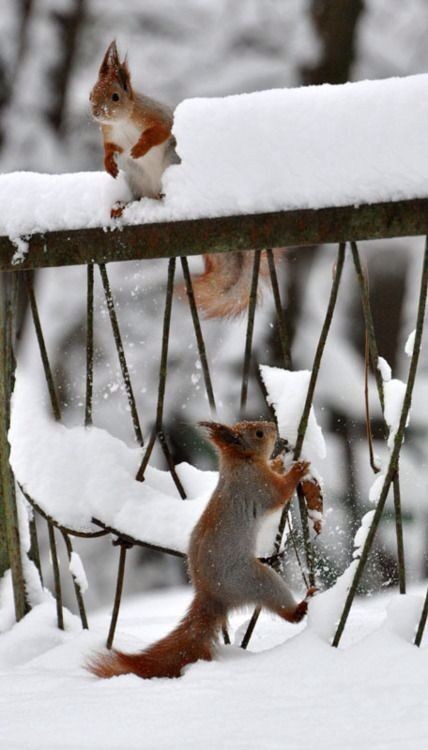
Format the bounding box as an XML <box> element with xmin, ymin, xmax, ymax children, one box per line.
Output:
<box><xmin>1</xmin><ymin>585</ymin><xmax>427</xmax><ymax>750</ymax></box>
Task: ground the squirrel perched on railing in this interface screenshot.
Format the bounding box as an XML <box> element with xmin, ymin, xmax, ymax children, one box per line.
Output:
<box><xmin>88</xmin><ymin>420</ymin><xmax>318</xmax><ymax>680</ymax></box>
<box><xmin>90</xmin><ymin>41</ymin><xmax>272</xmax><ymax>318</ymax></box>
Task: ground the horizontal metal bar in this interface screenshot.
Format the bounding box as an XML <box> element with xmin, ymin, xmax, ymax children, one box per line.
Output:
<box><xmin>1</xmin><ymin>198</ymin><xmax>428</xmax><ymax>271</ymax></box>
<box><xmin>91</xmin><ymin>517</ymin><xmax>186</xmax><ymax>559</ymax></box>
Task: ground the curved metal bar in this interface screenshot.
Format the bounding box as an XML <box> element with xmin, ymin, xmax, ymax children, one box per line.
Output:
<box><xmin>91</xmin><ymin>517</ymin><xmax>186</xmax><ymax>559</ymax></box>
<box><xmin>20</xmin><ymin>485</ymin><xmax>108</xmax><ymax>539</ymax></box>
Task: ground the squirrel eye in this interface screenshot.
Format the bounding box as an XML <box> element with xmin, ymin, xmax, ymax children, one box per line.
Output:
<box><xmin>111</xmin><ymin>93</ymin><xmax>120</xmax><ymax>102</ymax></box>
<box><xmin>255</xmin><ymin>429</ymin><xmax>264</xmax><ymax>438</ymax></box>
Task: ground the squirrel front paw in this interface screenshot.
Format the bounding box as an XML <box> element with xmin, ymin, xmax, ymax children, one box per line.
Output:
<box><xmin>130</xmin><ymin>141</ymin><xmax>148</xmax><ymax>159</ymax></box>
<box><xmin>104</xmin><ymin>155</ymin><xmax>119</xmax><ymax>178</ymax></box>
<box><xmin>290</xmin><ymin>460</ymin><xmax>310</xmax><ymax>483</ymax></box>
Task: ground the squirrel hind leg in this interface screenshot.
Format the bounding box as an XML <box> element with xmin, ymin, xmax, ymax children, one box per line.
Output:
<box><xmin>251</xmin><ymin>561</ymin><xmax>313</xmax><ymax>625</ymax></box>
<box><xmin>274</xmin><ymin>586</ymin><xmax>318</xmax><ymax>624</ymax></box>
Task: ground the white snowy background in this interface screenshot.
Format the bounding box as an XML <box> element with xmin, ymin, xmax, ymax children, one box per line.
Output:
<box><xmin>0</xmin><ymin>2</ymin><xmax>428</xmax><ymax>748</ymax></box>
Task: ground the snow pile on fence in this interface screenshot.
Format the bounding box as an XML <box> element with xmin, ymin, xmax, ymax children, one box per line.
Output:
<box><xmin>1</xmin><ymin>73</ymin><xmax>428</xmax><ymax>239</ymax></box>
<box><xmin>9</xmin><ymin>372</ymin><xmax>215</xmax><ymax>553</ymax></box>
<box><xmin>9</xmin><ymin>367</ymin><xmax>324</xmax><ymax>555</ymax></box>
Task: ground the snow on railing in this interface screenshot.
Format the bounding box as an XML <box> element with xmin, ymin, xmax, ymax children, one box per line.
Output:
<box><xmin>1</xmin><ymin>72</ymin><xmax>428</xmax><ymax>650</ymax></box>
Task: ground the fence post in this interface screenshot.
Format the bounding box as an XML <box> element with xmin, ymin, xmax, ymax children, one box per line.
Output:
<box><xmin>0</xmin><ymin>271</ymin><xmax>29</xmax><ymax>620</ymax></box>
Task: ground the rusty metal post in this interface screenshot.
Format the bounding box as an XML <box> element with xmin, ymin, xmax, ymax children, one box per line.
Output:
<box><xmin>0</xmin><ymin>272</ymin><xmax>29</xmax><ymax>620</ymax></box>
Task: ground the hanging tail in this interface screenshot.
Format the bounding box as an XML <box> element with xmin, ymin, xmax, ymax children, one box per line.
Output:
<box><xmin>178</xmin><ymin>250</ymin><xmax>272</xmax><ymax>319</ymax></box>
<box><xmin>87</xmin><ymin>593</ymin><xmax>226</xmax><ymax>679</ymax></box>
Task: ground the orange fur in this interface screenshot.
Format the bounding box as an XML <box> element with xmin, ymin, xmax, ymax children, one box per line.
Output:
<box><xmin>88</xmin><ymin>420</ymin><xmax>316</xmax><ymax>681</ymax></box>
<box><xmin>103</xmin><ymin>141</ymin><xmax>123</xmax><ymax>178</ymax></box>
<box><xmin>178</xmin><ymin>249</ymin><xmax>285</xmax><ymax>319</ymax></box>
<box><xmin>88</xmin><ymin>593</ymin><xmax>224</xmax><ymax>679</ymax></box>
<box><xmin>130</xmin><ymin>120</ymin><xmax>172</xmax><ymax>159</ymax></box>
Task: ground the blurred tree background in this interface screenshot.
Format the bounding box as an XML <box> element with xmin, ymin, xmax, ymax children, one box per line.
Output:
<box><xmin>1</xmin><ymin>0</ymin><xmax>427</xmax><ymax>612</ymax></box>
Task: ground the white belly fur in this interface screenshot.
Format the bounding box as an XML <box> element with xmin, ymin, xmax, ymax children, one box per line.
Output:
<box><xmin>109</xmin><ymin>120</ymin><xmax>168</xmax><ymax>200</ymax></box>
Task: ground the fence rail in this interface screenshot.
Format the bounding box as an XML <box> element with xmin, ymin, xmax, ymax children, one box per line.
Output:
<box><xmin>1</xmin><ymin>198</ymin><xmax>428</xmax><ymax>271</ymax></box>
<box><xmin>0</xmin><ymin>195</ymin><xmax>427</xmax><ymax>654</ymax></box>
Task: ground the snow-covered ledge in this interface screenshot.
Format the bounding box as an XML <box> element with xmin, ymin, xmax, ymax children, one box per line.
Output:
<box><xmin>1</xmin><ymin>73</ymin><xmax>428</xmax><ymax>270</ymax></box>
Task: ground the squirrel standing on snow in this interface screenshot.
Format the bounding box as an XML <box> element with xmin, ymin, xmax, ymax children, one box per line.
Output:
<box><xmin>89</xmin><ymin>420</ymin><xmax>317</xmax><ymax>680</ymax></box>
<box><xmin>90</xmin><ymin>41</ymin><xmax>272</xmax><ymax>318</ymax></box>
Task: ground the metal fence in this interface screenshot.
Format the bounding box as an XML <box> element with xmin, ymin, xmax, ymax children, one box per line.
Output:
<box><xmin>0</xmin><ymin>197</ymin><xmax>427</xmax><ymax>651</ymax></box>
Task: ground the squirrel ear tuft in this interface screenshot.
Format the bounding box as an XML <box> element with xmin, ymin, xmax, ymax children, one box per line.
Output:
<box><xmin>117</xmin><ymin>54</ymin><xmax>131</xmax><ymax>93</ymax></box>
<box><xmin>99</xmin><ymin>40</ymin><xmax>120</xmax><ymax>77</ymax></box>
<box><xmin>199</xmin><ymin>421</ymin><xmax>242</xmax><ymax>447</ymax></box>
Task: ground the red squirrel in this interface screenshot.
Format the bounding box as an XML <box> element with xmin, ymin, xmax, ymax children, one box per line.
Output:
<box><xmin>90</xmin><ymin>41</ymin><xmax>273</xmax><ymax>318</ymax></box>
<box><xmin>88</xmin><ymin>420</ymin><xmax>317</xmax><ymax>680</ymax></box>
<box><xmin>90</xmin><ymin>40</ymin><xmax>179</xmax><ymax>209</ymax></box>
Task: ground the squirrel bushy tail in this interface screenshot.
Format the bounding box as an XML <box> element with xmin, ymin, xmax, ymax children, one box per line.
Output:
<box><xmin>183</xmin><ymin>250</ymin><xmax>270</xmax><ymax>319</ymax></box>
<box><xmin>88</xmin><ymin>593</ymin><xmax>226</xmax><ymax>679</ymax></box>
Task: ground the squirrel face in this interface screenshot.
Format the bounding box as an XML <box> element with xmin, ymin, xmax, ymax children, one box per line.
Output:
<box><xmin>200</xmin><ymin>420</ymin><xmax>278</xmax><ymax>460</ymax></box>
<box><xmin>90</xmin><ymin>40</ymin><xmax>133</xmax><ymax>123</ymax></box>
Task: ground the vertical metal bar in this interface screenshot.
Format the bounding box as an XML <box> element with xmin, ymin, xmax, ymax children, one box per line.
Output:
<box><xmin>0</xmin><ymin>272</ymin><xmax>29</xmax><ymax>620</ymax></box>
<box><xmin>266</xmin><ymin>248</ymin><xmax>292</xmax><ymax>370</ymax></box>
<box><xmin>241</xmin><ymin>245</ymin><xmax>345</xmax><ymax>650</ymax></box>
<box><xmin>415</xmin><ymin>587</ymin><xmax>428</xmax><ymax>647</ymax></box>
<box><xmin>393</xmin><ymin>469</ymin><xmax>406</xmax><ymax>594</ymax></box>
<box><xmin>48</xmin><ymin>521</ymin><xmax>64</xmax><ymax>630</ymax></box>
<box><xmin>351</xmin><ymin>241</ymin><xmax>406</xmax><ymax>591</ymax></box>
<box><xmin>28</xmin><ymin>506</ymin><xmax>43</xmax><ymax>586</ymax></box>
<box><xmin>24</xmin><ymin>271</ymin><xmax>67</xmax><ymax>615</ymax></box>
<box><xmin>350</xmin><ymin>243</ymin><xmax>384</xmax><ymax>409</ymax></box>
<box><xmin>180</xmin><ymin>256</ymin><xmax>216</xmax><ymax>416</ymax></box>
<box><xmin>61</xmin><ymin>530</ymin><xmax>89</xmax><ymax>630</ymax></box>
<box><xmin>158</xmin><ymin>431</ymin><xmax>186</xmax><ymax>499</ymax></box>
<box><xmin>85</xmin><ymin>263</ymin><xmax>94</xmax><ymax>427</ymax></box>
<box><xmin>136</xmin><ymin>259</ymin><xmax>178</xmax><ymax>485</ymax></box>
<box><xmin>24</xmin><ymin>272</ymin><xmax>61</xmax><ymax>421</ymax></box>
<box><xmin>99</xmin><ymin>263</ymin><xmax>144</xmax><ymax>446</ymax></box>
<box><xmin>106</xmin><ymin>542</ymin><xmax>128</xmax><ymax>649</ymax></box>
<box><xmin>291</xmin><ymin>242</ymin><xmax>346</xmax><ymax>585</ymax></box>
<box><xmin>333</xmin><ymin>238</ymin><xmax>427</xmax><ymax>647</ymax></box>
<box><xmin>240</xmin><ymin>250</ymin><xmax>261</xmax><ymax>417</ymax></box>
<box><xmin>293</xmin><ymin>243</ymin><xmax>346</xmax><ymax>459</ymax></box>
